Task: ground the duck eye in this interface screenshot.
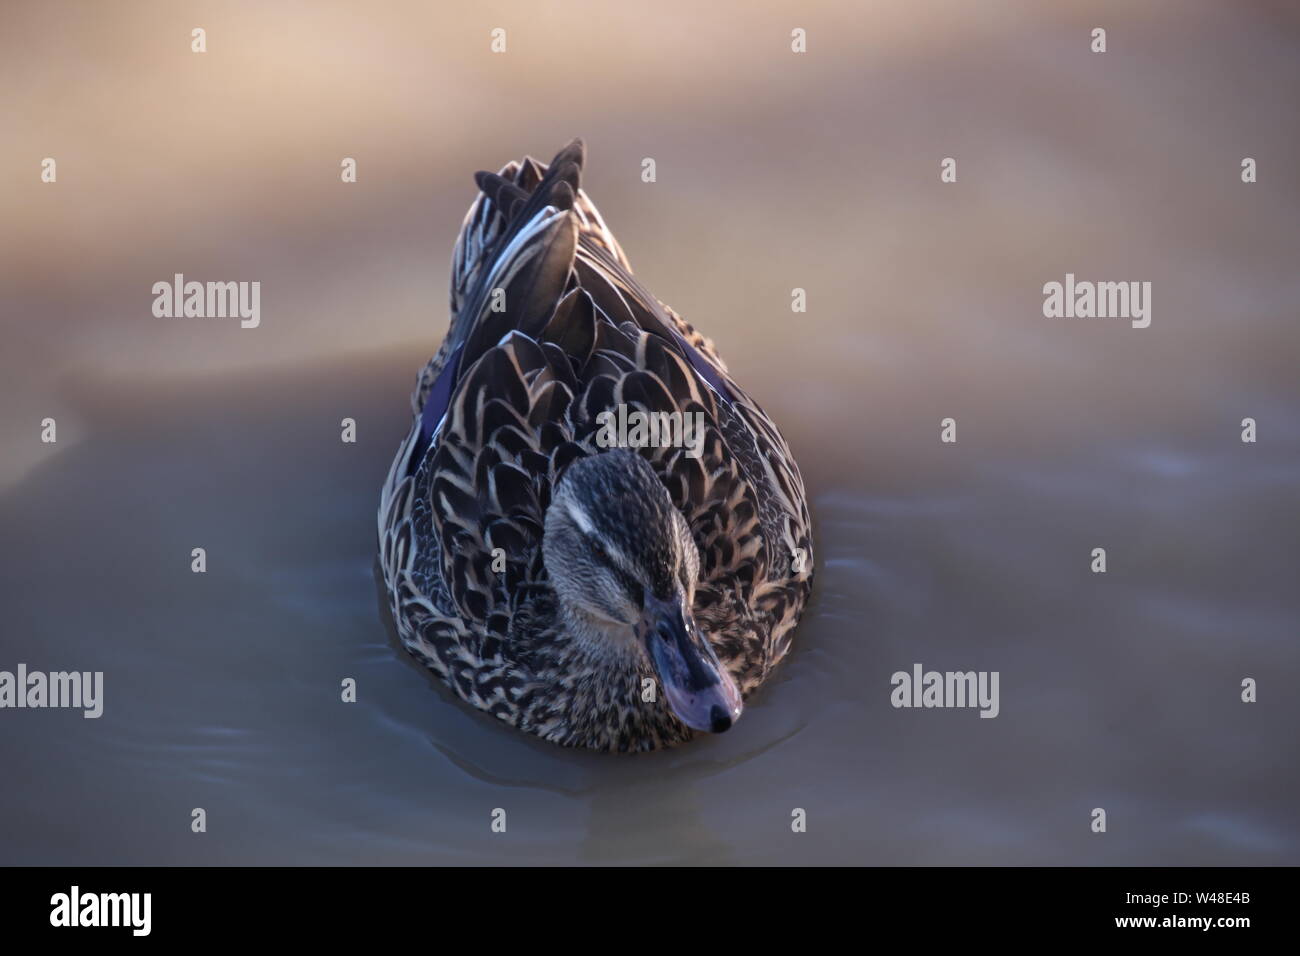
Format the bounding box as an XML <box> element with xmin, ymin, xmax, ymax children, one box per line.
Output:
<box><xmin>589</xmin><ymin>539</ymin><xmax>610</xmax><ymax>564</ymax></box>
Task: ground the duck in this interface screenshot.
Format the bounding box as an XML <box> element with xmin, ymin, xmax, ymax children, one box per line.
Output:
<box><xmin>378</xmin><ymin>140</ymin><xmax>813</xmax><ymax>752</ymax></box>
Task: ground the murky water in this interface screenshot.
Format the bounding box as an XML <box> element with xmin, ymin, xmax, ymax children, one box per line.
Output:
<box><xmin>2</xmin><ymin>0</ymin><xmax>1298</xmax><ymax>864</ymax></box>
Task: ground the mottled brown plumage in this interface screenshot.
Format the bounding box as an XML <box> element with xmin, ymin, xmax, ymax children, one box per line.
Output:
<box><xmin>378</xmin><ymin>140</ymin><xmax>813</xmax><ymax>751</ymax></box>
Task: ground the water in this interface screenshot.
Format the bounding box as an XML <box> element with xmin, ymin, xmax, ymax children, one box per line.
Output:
<box><xmin>2</xmin><ymin>0</ymin><xmax>1298</xmax><ymax>864</ymax></box>
<box><xmin>1</xmin><ymin>345</ymin><xmax>1295</xmax><ymax>864</ymax></box>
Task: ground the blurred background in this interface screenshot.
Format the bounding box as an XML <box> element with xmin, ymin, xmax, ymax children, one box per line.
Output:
<box><xmin>1</xmin><ymin>0</ymin><xmax>1297</xmax><ymax>864</ymax></box>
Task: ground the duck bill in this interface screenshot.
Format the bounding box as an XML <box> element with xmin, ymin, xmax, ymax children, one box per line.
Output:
<box><xmin>639</xmin><ymin>595</ymin><xmax>743</xmax><ymax>734</ymax></box>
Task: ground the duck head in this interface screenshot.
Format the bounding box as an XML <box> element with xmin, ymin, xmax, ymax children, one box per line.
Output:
<box><xmin>542</xmin><ymin>449</ymin><xmax>743</xmax><ymax>734</ymax></box>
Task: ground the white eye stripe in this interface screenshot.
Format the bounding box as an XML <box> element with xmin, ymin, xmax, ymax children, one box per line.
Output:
<box><xmin>567</xmin><ymin>500</ymin><xmax>636</xmax><ymax>571</ymax></box>
<box><xmin>566</xmin><ymin>500</ymin><xmax>595</xmax><ymax>535</ymax></box>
